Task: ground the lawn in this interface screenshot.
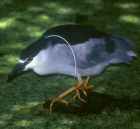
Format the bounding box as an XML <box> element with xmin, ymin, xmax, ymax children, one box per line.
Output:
<box><xmin>0</xmin><ymin>0</ymin><xmax>140</xmax><ymax>129</ymax></box>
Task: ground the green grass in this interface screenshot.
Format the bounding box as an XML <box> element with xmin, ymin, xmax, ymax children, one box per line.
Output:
<box><xmin>0</xmin><ymin>0</ymin><xmax>140</xmax><ymax>129</ymax></box>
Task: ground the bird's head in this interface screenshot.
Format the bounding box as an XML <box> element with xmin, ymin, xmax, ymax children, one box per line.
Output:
<box><xmin>7</xmin><ymin>57</ymin><xmax>34</xmax><ymax>82</ymax></box>
<box><xmin>7</xmin><ymin>38</ymin><xmax>47</xmax><ymax>82</ymax></box>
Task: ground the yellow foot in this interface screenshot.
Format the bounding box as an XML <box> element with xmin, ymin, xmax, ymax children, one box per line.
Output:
<box><xmin>46</xmin><ymin>77</ymin><xmax>93</xmax><ymax>112</ymax></box>
<box><xmin>72</xmin><ymin>77</ymin><xmax>93</xmax><ymax>103</ymax></box>
<box><xmin>49</xmin><ymin>97</ymin><xmax>69</xmax><ymax>112</ymax></box>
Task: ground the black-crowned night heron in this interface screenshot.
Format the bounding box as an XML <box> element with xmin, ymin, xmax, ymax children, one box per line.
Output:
<box><xmin>8</xmin><ymin>24</ymin><xmax>136</xmax><ymax>112</ymax></box>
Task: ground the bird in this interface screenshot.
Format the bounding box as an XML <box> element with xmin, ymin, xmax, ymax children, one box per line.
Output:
<box><xmin>8</xmin><ymin>24</ymin><xmax>136</xmax><ymax>112</ymax></box>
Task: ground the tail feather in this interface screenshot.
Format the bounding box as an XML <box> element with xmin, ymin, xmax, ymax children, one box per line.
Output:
<box><xmin>127</xmin><ymin>50</ymin><xmax>137</xmax><ymax>57</ymax></box>
<box><xmin>108</xmin><ymin>35</ymin><xmax>136</xmax><ymax>64</ymax></box>
<box><xmin>111</xmin><ymin>35</ymin><xmax>135</xmax><ymax>50</ymax></box>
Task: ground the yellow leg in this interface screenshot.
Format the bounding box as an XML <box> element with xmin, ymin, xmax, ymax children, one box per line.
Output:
<box><xmin>72</xmin><ymin>77</ymin><xmax>93</xmax><ymax>102</ymax></box>
<box><xmin>49</xmin><ymin>86</ymin><xmax>76</xmax><ymax>112</ymax></box>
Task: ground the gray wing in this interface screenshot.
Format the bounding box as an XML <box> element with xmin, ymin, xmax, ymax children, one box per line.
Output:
<box><xmin>73</xmin><ymin>38</ymin><xmax>112</xmax><ymax>69</ymax></box>
<box><xmin>47</xmin><ymin>36</ymin><xmax>135</xmax><ymax>77</ymax></box>
<box><xmin>72</xmin><ymin>36</ymin><xmax>135</xmax><ymax>70</ymax></box>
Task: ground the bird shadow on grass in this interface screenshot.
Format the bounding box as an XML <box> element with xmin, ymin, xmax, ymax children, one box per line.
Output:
<box><xmin>33</xmin><ymin>89</ymin><xmax>140</xmax><ymax>116</ymax></box>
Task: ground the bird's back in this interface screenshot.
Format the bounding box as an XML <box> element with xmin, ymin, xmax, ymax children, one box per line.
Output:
<box><xmin>44</xmin><ymin>24</ymin><xmax>109</xmax><ymax>44</ymax></box>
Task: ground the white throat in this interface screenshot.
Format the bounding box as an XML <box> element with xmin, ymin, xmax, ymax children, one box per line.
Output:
<box><xmin>24</xmin><ymin>49</ymin><xmax>50</xmax><ymax>75</ymax></box>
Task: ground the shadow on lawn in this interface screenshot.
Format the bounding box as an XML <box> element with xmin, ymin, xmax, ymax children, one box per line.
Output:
<box><xmin>40</xmin><ymin>90</ymin><xmax>140</xmax><ymax>115</ymax></box>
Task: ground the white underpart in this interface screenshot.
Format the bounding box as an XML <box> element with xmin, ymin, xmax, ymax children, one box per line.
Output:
<box><xmin>24</xmin><ymin>48</ymin><xmax>76</xmax><ymax>76</ymax></box>
<box><xmin>45</xmin><ymin>35</ymin><xmax>81</xmax><ymax>81</ymax></box>
<box><xmin>24</xmin><ymin>49</ymin><xmax>49</xmax><ymax>73</ymax></box>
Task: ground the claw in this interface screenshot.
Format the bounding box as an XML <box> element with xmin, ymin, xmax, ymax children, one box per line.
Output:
<box><xmin>72</xmin><ymin>88</ymin><xmax>87</xmax><ymax>103</ymax></box>
<box><xmin>49</xmin><ymin>97</ymin><xmax>69</xmax><ymax>112</ymax></box>
<box><xmin>82</xmin><ymin>90</ymin><xmax>88</xmax><ymax>96</ymax></box>
<box><xmin>49</xmin><ymin>98</ymin><xmax>56</xmax><ymax>112</ymax></box>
